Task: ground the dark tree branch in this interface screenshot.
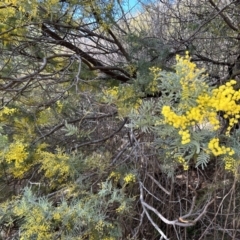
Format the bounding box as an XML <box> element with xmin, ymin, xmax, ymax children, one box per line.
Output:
<box><xmin>41</xmin><ymin>23</ymin><xmax>131</xmax><ymax>82</ymax></box>
<box><xmin>208</xmin><ymin>0</ymin><xmax>239</xmax><ymax>32</ymax></box>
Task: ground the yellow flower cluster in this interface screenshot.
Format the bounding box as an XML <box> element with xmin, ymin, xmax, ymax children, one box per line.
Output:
<box><xmin>178</xmin><ymin>130</ymin><xmax>190</xmax><ymax>144</ymax></box>
<box><xmin>116</xmin><ymin>201</ymin><xmax>126</xmax><ymax>213</ymax></box>
<box><xmin>162</xmin><ymin>53</ymin><xmax>240</xmax><ymax>154</ymax></box>
<box><xmin>126</xmin><ymin>64</ymin><xmax>137</xmax><ymax>77</ymax></box>
<box><xmin>4</xmin><ymin>141</ymin><xmax>29</xmax><ymax>177</ymax></box>
<box><xmin>223</xmin><ymin>156</ymin><xmax>235</xmax><ymax>171</ymax></box>
<box><xmin>149</xmin><ymin>66</ymin><xmax>161</xmax><ymax>93</ymax></box>
<box><xmin>0</xmin><ymin>107</ymin><xmax>16</xmax><ymax>120</ymax></box>
<box><xmin>196</xmin><ymin>80</ymin><xmax>240</xmax><ymax>133</ymax></box>
<box><xmin>95</xmin><ymin>220</ymin><xmax>104</xmax><ymax>232</ymax></box>
<box><xmin>176</xmin><ymin>51</ymin><xmax>197</xmax><ymax>74</ymax></box>
<box><xmin>123</xmin><ymin>173</ymin><xmax>136</xmax><ymax>184</ymax></box>
<box><xmin>35</xmin><ymin>146</ymin><xmax>70</xmax><ymax>182</ymax></box>
<box><xmin>208</xmin><ymin>138</ymin><xmax>234</xmax><ymax>156</ymax></box>
<box><xmin>162</xmin><ymin>106</ymin><xmax>187</xmax><ymax>128</ymax></box>
<box><xmin>108</xmin><ymin>171</ymin><xmax>121</xmax><ymax>183</ymax></box>
<box><xmin>14</xmin><ymin>205</ymin><xmax>52</xmax><ymax>240</ymax></box>
<box><xmin>208</xmin><ymin>80</ymin><xmax>240</xmax><ymax>134</ymax></box>
<box><xmin>162</xmin><ymin>106</ymin><xmax>191</xmax><ymax>144</ymax></box>
<box><xmin>5</xmin><ymin>141</ymin><xmax>28</xmax><ymax>163</ymax></box>
<box><xmin>53</xmin><ymin>212</ymin><xmax>61</xmax><ymax>221</ymax></box>
<box><xmin>176</xmin><ymin>52</ymin><xmax>206</xmax><ymax>100</ymax></box>
<box><xmin>20</xmin><ymin>224</ymin><xmax>52</xmax><ymax>240</ymax></box>
<box><xmin>177</xmin><ymin>156</ymin><xmax>189</xmax><ymax>170</ymax></box>
<box><xmin>56</xmin><ymin>100</ymin><xmax>63</xmax><ymax>113</ymax></box>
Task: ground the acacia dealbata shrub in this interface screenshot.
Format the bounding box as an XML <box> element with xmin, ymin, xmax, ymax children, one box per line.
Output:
<box><xmin>1</xmin><ymin>51</ymin><xmax>240</xmax><ymax>239</ymax></box>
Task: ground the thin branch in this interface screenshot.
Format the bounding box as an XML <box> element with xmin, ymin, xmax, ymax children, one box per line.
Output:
<box><xmin>208</xmin><ymin>0</ymin><xmax>239</xmax><ymax>32</ymax></box>
<box><xmin>73</xmin><ymin>117</ymin><xmax>128</xmax><ymax>149</ymax></box>
<box><xmin>140</xmin><ymin>181</ymin><xmax>214</xmax><ymax>227</ymax></box>
<box><xmin>140</xmin><ymin>182</ymin><xmax>169</xmax><ymax>240</ymax></box>
<box><xmin>34</xmin><ymin>111</ymin><xmax>118</xmax><ymax>143</ymax></box>
<box><xmin>0</xmin><ymin>57</ymin><xmax>47</xmax><ymax>84</ymax></box>
<box><xmin>41</xmin><ymin>24</ymin><xmax>131</xmax><ymax>82</ymax></box>
<box><xmin>192</xmin><ymin>54</ymin><xmax>232</xmax><ymax>66</ymax></box>
<box><xmin>147</xmin><ymin>173</ymin><xmax>170</xmax><ymax>195</ymax></box>
<box><xmin>184</xmin><ymin>1</ymin><xmax>238</xmax><ymax>43</ymax></box>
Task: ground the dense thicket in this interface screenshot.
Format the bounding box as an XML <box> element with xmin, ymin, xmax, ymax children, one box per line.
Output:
<box><xmin>1</xmin><ymin>0</ymin><xmax>240</xmax><ymax>239</ymax></box>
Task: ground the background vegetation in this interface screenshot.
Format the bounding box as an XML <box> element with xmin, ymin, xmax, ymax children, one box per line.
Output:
<box><xmin>1</xmin><ymin>0</ymin><xmax>240</xmax><ymax>239</ymax></box>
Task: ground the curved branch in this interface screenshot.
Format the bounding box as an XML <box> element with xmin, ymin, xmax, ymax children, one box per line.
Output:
<box><xmin>41</xmin><ymin>24</ymin><xmax>131</xmax><ymax>82</ymax></box>
<box><xmin>139</xmin><ymin>181</ymin><xmax>214</xmax><ymax>227</ymax></box>
<box><xmin>192</xmin><ymin>54</ymin><xmax>232</xmax><ymax>66</ymax></box>
<box><xmin>208</xmin><ymin>0</ymin><xmax>239</xmax><ymax>32</ymax></box>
